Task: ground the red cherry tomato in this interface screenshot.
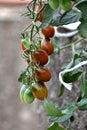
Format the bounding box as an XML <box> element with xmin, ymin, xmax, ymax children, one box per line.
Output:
<box><xmin>42</xmin><ymin>25</ymin><xmax>55</xmax><ymax>38</ymax></box>
<box><xmin>41</xmin><ymin>38</ymin><xmax>54</xmax><ymax>55</ymax></box>
<box><xmin>35</xmin><ymin>66</ymin><xmax>51</xmax><ymax>82</ymax></box>
<box><xmin>32</xmin><ymin>49</ymin><xmax>48</xmax><ymax>65</ymax></box>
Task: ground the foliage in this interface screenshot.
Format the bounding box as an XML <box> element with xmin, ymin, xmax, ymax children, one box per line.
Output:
<box><xmin>18</xmin><ymin>0</ymin><xmax>87</xmax><ymax>129</ymax></box>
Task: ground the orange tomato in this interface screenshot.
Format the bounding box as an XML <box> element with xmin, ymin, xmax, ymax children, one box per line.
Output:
<box><xmin>31</xmin><ymin>81</ymin><xmax>48</xmax><ymax>100</ymax></box>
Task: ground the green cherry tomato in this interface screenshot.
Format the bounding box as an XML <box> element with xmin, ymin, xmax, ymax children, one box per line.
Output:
<box><xmin>49</xmin><ymin>0</ymin><xmax>59</xmax><ymax>10</ymax></box>
<box><xmin>60</xmin><ymin>0</ymin><xmax>72</xmax><ymax>11</ymax></box>
<box><xmin>24</xmin><ymin>88</ymin><xmax>35</xmax><ymax>104</ymax></box>
<box><xmin>20</xmin><ymin>84</ymin><xmax>27</xmax><ymax>103</ymax></box>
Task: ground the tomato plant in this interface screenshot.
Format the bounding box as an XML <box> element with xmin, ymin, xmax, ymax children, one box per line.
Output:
<box><xmin>41</xmin><ymin>38</ymin><xmax>54</xmax><ymax>55</ymax></box>
<box><xmin>49</xmin><ymin>0</ymin><xmax>59</xmax><ymax>10</ymax></box>
<box><xmin>18</xmin><ymin>0</ymin><xmax>87</xmax><ymax>130</ymax></box>
<box><xmin>20</xmin><ymin>85</ymin><xmax>35</xmax><ymax>104</ymax></box>
<box><xmin>23</xmin><ymin>87</ymin><xmax>35</xmax><ymax>104</ymax></box>
<box><xmin>35</xmin><ymin>66</ymin><xmax>51</xmax><ymax>82</ymax></box>
<box><xmin>20</xmin><ymin>84</ymin><xmax>27</xmax><ymax>103</ymax></box>
<box><xmin>31</xmin><ymin>81</ymin><xmax>48</xmax><ymax>100</ymax></box>
<box><xmin>42</xmin><ymin>25</ymin><xmax>55</xmax><ymax>38</ymax></box>
<box><xmin>35</xmin><ymin>3</ymin><xmax>45</xmax><ymax>22</ymax></box>
<box><xmin>60</xmin><ymin>0</ymin><xmax>72</xmax><ymax>11</ymax></box>
<box><xmin>26</xmin><ymin>58</ymin><xmax>30</xmax><ymax>64</ymax></box>
<box><xmin>32</xmin><ymin>48</ymin><xmax>48</xmax><ymax>65</ymax></box>
<box><xmin>21</xmin><ymin>43</ymin><xmax>26</xmax><ymax>51</ymax></box>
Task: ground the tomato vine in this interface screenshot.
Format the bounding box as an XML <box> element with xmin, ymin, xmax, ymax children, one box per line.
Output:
<box><xmin>18</xmin><ymin>0</ymin><xmax>87</xmax><ymax>130</ymax></box>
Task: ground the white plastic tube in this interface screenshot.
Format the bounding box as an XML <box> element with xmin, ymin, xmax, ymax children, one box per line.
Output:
<box><xmin>59</xmin><ymin>60</ymin><xmax>87</xmax><ymax>90</ymax></box>
<box><xmin>54</xmin><ymin>21</ymin><xmax>81</xmax><ymax>38</ymax></box>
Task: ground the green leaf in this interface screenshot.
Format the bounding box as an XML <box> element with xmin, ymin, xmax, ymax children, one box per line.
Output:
<box><xmin>78</xmin><ymin>19</ymin><xmax>87</xmax><ymax>37</ymax></box>
<box><xmin>81</xmin><ymin>72</ymin><xmax>87</xmax><ymax>98</ymax></box>
<box><xmin>21</xmin><ymin>33</ymin><xmax>31</xmax><ymax>49</ymax></box>
<box><xmin>61</xmin><ymin>102</ymin><xmax>77</xmax><ymax>114</ymax></box>
<box><xmin>63</xmin><ymin>69</ymin><xmax>82</xmax><ymax>83</ymax></box>
<box><xmin>76</xmin><ymin>0</ymin><xmax>87</xmax><ymax>20</ymax></box>
<box><xmin>44</xmin><ymin>100</ymin><xmax>63</xmax><ymax>116</ymax></box>
<box><xmin>76</xmin><ymin>0</ymin><xmax>87</xmax><ymax>3</ymax></box>
<box><xmin>58</xmin><ymin>84</ymin><xmax>65</xmax><ymax>97</ymax></box>
<box><xmin>77</xmin><ymin>98</ymin><xmax>87</xmax><ymax>110</ymax></box>
<box><xmin>18</xmin><ymin>71</ymin><xmax>27</xmax><ymax>84</ymax></box>
<box><xmin>49</xmin><ymin>0</ymin><xmax>59</xmax><ymax>10</ymax></box>
<box><xmin>52</xmin><ymin>37</ymin><xmax>60</xmax><ymax>54</ymax></box>
<box><xmin>49</xmin><ymin>112</ymin><xmax>73</xmax><ymax>123</ymax></box>
<box><xmin>48</xmin><ymin>123</ymin><xmax>64</xmax><ymax>130</ymax></box>
<box><xmin>49</xmin><ymin>8</ymin><xmax>61</xmax><ymax>26</ymax></box>
<box><xmin>41</xmin><ymin>5</ymin><xmax>81</xmax><ymax>27</ymax></box>
<box><xmin>49</xmin><ymin>102</ymin><xmax>77</xmax><ymax>123</ymax></box>
<box><xmin>50</xmin><ymin>10</ymin><xmax>81</xmax><ymax>26</ymax></box>
<box><xmin>40</xmin><ymin>4</ymin><xmax>54</xmax><ymax>28</ymax></box>
<box><xmin>58</xmin><ymin>10</ymin><xmax>82</xmax><ymax>25</ymax></box>
<box><xmin>81</xmin><ymin>49</ymin><xmax>87</xmax><ymax>60</ymax></box>
<box><xmin>73</xmin><ymin>48</ymin><xmax>87</xmax><ymax>61</ymax></box>
<box><xmin>70</xmin><ymin>115</ymin><xmax>75</xmax><ymax>122</ymax></box>
<box><xmin>59</xmin><ymin>0</ymin><xmax>72</xmax><ymax>11</ymax></box>
<box><xmin>73</xmin><ymin>50</ymin><xmax>81</xmax><ymax>60</ymax></box>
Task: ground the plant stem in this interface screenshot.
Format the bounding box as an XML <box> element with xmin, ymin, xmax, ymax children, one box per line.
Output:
<box><xmin>23</xmin><ymin>24</ymin><xmax>32</xmax><ymax>32</ymax></box>
<box><xmin>32</xmin><ymin>0</ymin><xmax>36</xmax><ymax>19</ymax></box>
<box><xmin>30</xmin><ymin>24</ymin><xmax>34</xmax><ymax>41</ymax></box>
<box><xmin>60</xmin><ymin>38</ymin><xmax>85</xmax><ymax>51</ymax></box>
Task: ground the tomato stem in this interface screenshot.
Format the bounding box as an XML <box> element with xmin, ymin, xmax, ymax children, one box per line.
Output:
<box><xmin>23</xmin><ymin>24</ymin><xmax>32</xmax><ymax>33</ymax></box>
<box><xmin>60</xmin><ymin>38</ymin><xmax>85</xmax><ymax>51</ymax></box>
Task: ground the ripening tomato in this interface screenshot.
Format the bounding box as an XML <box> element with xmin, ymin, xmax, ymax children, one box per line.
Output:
<box><xmin>20</xmin><ymin>85</ymin><xmax>35</xmax><ymax>104</ymax></box>
<box><xmin>31</xmin><ymin>81</ymin><xmax>48</xmax><ymax>100</ymax></box>
<box><xmin>35</xmin><ymin>4</ymin><xmax>45</xmax><ymax>22</ymax></box>
<box><xmin>21</xmin><ymin>43</ymin><xmax>26</xmax><ymax>51</ymax></box>
<box><xmin>42</xmin><ymin>26</ymin><xmax>55</xmax><ymax>38</ymax></box>
<box><xmin>41</xmin><ymin>38</ymin><xmax>54</xmax><ymax>55</ymax></box>
<box><xmin>35</xmin><ymin>66</ymin><xmax>51</xmax><ymax>82</ymax></box>
<box><xmin>32</xmin><ymin>49</ymin><xmax>48</xmax><ymax>65</ymax></box>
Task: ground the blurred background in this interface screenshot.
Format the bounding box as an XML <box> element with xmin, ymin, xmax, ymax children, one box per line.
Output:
<box><xmin>0</xmin><ymin>1</ymin><xmax>47</xmax><ymax>130</ymax></box>
<box><xmin>0</xmin><ymin>1</ymin><xmax>87</xmax><ymax>130</ymax></box>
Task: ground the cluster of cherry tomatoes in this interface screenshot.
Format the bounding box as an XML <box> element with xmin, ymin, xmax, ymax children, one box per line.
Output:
<box><xmin>19</xmin><ymin>1</ymin><xmax>55</xmax><ymax>104</ymax></box>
